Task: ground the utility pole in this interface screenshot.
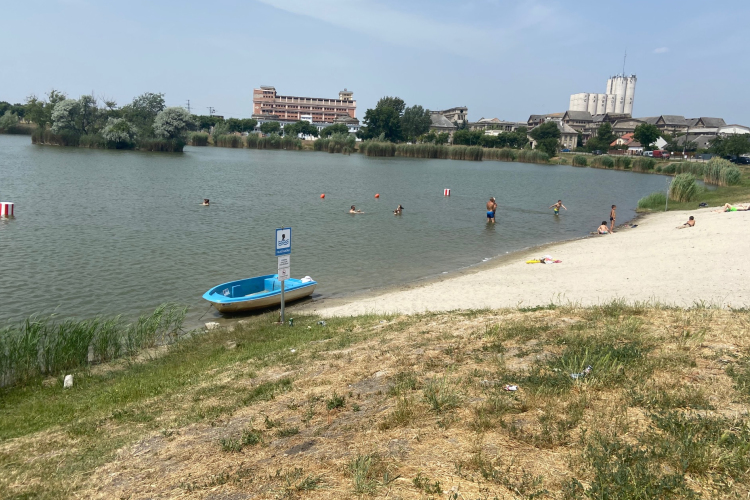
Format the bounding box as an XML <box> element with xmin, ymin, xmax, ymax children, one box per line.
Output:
<box><xmin>622</xmin><ymin>50</ymin><xmax>627</xmax><ymax>75</ymax></box>
<box><xmin>186</xmin><ymin>100</ymin><xmax>191</xmax><ymax>114</ymax></box>
<box><xmin>207</xmin><ymin>107</ymin><xmax>215</xmax><ymax>116</ymax></box>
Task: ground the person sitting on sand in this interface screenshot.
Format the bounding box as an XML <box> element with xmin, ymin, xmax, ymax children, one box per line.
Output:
<box><xmin>597</xmin><ymin>221</ymin><xmax>610</xmax><ymax>234</ymax></box>
<box><xmin>713</xmin><ymin>203</ymin><xmax>750</xmax><ymax>212</ymax></box>
<box><xmin>202</xmin><ymin>199</ymin><xmax>210</xmax><ymax>206</ymax></box>
<box><xmin>549</xmin><ymin>200</ymin><xmax>567</xmax><ymax>215</ymax></box>
<box><xmin>393</xmin><ymin>204</ymin><xmax>404</xmax><ymax>215</ymax></box>
<box><xmin>677</xmin><ymin>216</ymin><xmax>695</xmax><ymax>229</ymax></box>
<box><xmin>349</xmin><ymin>205</ymin><xmax>363</xmax><ymax>214</ymax></box>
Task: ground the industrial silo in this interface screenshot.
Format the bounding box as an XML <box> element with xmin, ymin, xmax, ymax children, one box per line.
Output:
<box><xmin>569</xmin><ymin>93</ymin><xmax>587</xmax><ymax>112</ymax></box>
<box><xmin>605</xmin><ymin>94</ymin><xmax>617</xmax><ymax>113</ymax></box>
<box><xmin>587</xmin><ymin>93</ymin><xmax>598</xmax><ymax>115</ymax></box>
<box><xmin>624</xmin><ymin>76</ymin><xmax>637</xmax><ymax>115</ymax></box>
<box><xmin>612</xmin><ymin>76</ymin><xmax>627</xmax><ymax>113</ymax></box>
<box><xmin>596</xmin><ymin>93</ymin><xmax>607</xmax><ymax>115</ymax></box>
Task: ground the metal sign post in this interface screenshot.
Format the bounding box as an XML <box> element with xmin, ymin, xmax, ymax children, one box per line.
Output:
<box><xmin>275</xmin><ymin>228</ymin><xmax>292</xmax><ymax>324</ymax></box>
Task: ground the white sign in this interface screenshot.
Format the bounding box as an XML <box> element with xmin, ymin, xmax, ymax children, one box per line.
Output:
<box><xmin>275</xmin><ymin>227</ymin><xmax>291</xmax><ymax>256</ymax></box>
<box><xmin>278</xmin><ymin>267</ymin><xmax>290</xmax><ymax>281</ymax></box>
<box><xmin>278</xmin><ymin>255</ymin><xmax>290</xmax><ymax>270</ymax></box>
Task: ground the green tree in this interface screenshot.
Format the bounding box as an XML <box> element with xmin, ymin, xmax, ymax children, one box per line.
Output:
<box><xmin>77</xmin><ymin>95</ymin><xmax>99</xmax><ymax>135</ymax></box>
<box><xmin>529</xmin><ymin>121</ymin><xmax>561</xmax><ymax>156</ymax></box>
<box><xmin>260</xmin><ymin>121</ymin><xmax>281</xmax><ymax>135</ymax></box>
<box><xmin>0</xmin><ymin>111</ymin><xmax>20</xmax><ymax>132</ymax></box>
<box><xmin>153</xmin><ymin>107</ymin><xmax>196</xmax><ymax>141</ymax></box>
<box><xmin>101</xmin><ymin>118</ymin><xmax>137</xmax><ymax>148</ymax></box>
<box><xmin>633</xmin><ymin>123</ymin><xmax>660</xmax><ymax>150</ymax></box>
<box><xmin>400</xmin><ymin>105</ymin><xmax>431</xmax><ymax>143</ymax></box>
<box><xmin>286</xmin><ymin>120</ymin><xmax>318</xmax><ymax>137</ymax></box>
<box><xmin>376</xmin><ymin>96</ymin><xmax>405</xmax><ymax>115</ymax></box>
<box><xmin>586</xmin><ymin>123</ymin><xmax>616</xmax><ymax>152</ymax></box>
<box><xmin>194</xmin><ymin>114</ymin><xmax>224</xmax><ymax>132</ymax></box>
<box><xmin>722</xmin><ymin>134</ymin><xmax>750</xmax><ymax>157</ymax></box>
<box><xmin>320</xmin><ymin>123</ymin><xmax>349</xmax><ymax>137</ymax></box>
<box><xmin>50</xmin><ymin>99</ymin><xmax>81</xmax><ymax>134</ymax></box>
<box><xmin>358</xmin><ymin>105</ymin><xmax>402</xmax><ymax>142</ymax></box>
<box><xmin>123</xmin><ymin>92</ymin><xmax>165</xmax><ymax>136</ymax></box>
<box><xmin>452</xmin><ymin>129</ymin><xmax>484</xmax><ymax>146</ymax></box>
<box><xmin>226</xmin><ymin>118</ymin><xmax>257</xmax><ymax>133</ymax></box>
<box><xmin>25</xmin><ymin>90</ymin><xmax>66</xmax><ymax>129</ymax></box>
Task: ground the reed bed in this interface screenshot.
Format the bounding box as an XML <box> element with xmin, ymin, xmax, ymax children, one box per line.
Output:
<box><xmin>591</xmin><ymin>155</ymin><xmax>615</xmax><ymax>168</ymax></box>
<box><xmin>0</xmin><ymin>304</ymin><xmax>186</xmax><ymax>387</ymax></box>
<box><xmin>515</xmin><ymin>149</ymin><xmax>549</xmax><ymax>164</ymax></box>
<box><xmin>214</xmin><ymin>134</ymin><xmax>243</xmax><ymax>148</ymax></box>
<box><xmin>314</xmin><ymin>133</ymin><xmax>356</xmax><ymax>154</ymax></box>
<box><xmin>359</xmin><ymin>141</ymin><xmax>396</xmax><ymax>157</ymax></box>
<box><xmin>395</xmin><ymin>143</ymin><xmax>450</xmax><ymax>159</ymax></box>
<box><xmin>245</xmin><ymin>133</ymin><xmax>301</xmax><ymax>150</ymax></box>
<box><xmin>572</xmin><ymin>155</ymin><xmax>588</xmax><ymax>167</ymax></box>
<box><xmin>482</xmin><ymin>148</ymin><xmax>517</xmax><ymax>161</ymax></box>
<box><xmin>614</xmin><ymin>156</ymin><xmax>631</xmax><ymax>169</ymax></box>
<box><xmin>188</xmin><ymin>132</ymin><xmax>209</xmax><ymax>146</ymax></box>
<box><xmin>637</xmin><ymin>191</ymin><xmax>667</xmax><ymax>210</ymax></box>
<box><xmin>631</xmin><ymin>157</ymin><xmax>656</xmax><ymax>172</ymax></box>
<box><xmin>78</xmin><ymin>134</ymin><xmax>108</xmax><ymax>149</ymax></box>
<box><xmin>448</xmin><ymin>145</ymin><xmax>483</xmax><ymax>161</ymax></box>
<box><xmin>704</xmin><ymin>157</ymin><xmax>741</xmax><ymax>186</ymax></box>
<box><xmin>138</xmin><ymin>138</ymin><xmax>185</xmax><ymax>152</ymax></box>
<box><xmin>669</xmin><ymin>173</ymin><xmax>699</xmax><ymax>202</ymax></box>
<box><xmin>31</xmin><ymin>129</ymin><xmax>80</xmax><ymax>147</ymax></box>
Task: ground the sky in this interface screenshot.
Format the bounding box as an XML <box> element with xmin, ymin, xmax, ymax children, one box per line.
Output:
<box><xmin>2</xmin><ymin>0</ymin><xmax>749</xmax><ymax>124</ymax></box>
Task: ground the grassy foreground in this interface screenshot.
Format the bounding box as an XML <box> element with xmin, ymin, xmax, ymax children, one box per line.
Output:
<box><xmin>1</xmin><ymin>303</ymin><xmax>750</xmax><ymax>499</ymax></box>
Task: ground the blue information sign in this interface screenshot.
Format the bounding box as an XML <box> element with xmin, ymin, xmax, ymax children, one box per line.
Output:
<box><xmin>275</xmin><ymin>227</ymin><xmax>291</xmax><ymax>256</ymax></box>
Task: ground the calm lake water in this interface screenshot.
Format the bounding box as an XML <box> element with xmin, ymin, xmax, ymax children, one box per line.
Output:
<box><xmin>0</xmin><ymin>135</ymin><xmax>670</xmax><ymax>324</ymax></box>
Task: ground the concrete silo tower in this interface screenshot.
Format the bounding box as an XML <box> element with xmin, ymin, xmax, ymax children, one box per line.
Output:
<box><xmin>624</xmin><ymin>76</ymin><xmax>637</xmax><ymax>115</ymax></box>
<box><xmin>587</xmin><ymin>93</ymin><xmax>598</xmax><ymax>115</ymax></box>
<box><xmin>595</xmin><ymin>93</ymin><xmax>607</xmax><ymax>115</ymax></box>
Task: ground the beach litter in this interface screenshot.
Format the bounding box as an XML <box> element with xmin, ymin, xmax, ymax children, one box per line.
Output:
<box><xmin>527</xmin><ymin>255</ymin><xmax>562</xmax><ymax>264</ymax></box>
<box><xmin>570</xmin><ymin>366</ymin><xmax>593</xmax><ymax>380</ymax></box>
<box><xmin>205</xmin><ymin>321</ymin><xmax>220</xmax><ymax>331</ymax></box>
<box><xmin>63</xmin><ymin>374</ymin><xmax>73</xmax><ymax>388</ymax></box>
<box><xmin>503</xmin><ymin>384</ymin><xmax>518</xmax><ymax>391</ymax></box>
<box><xmin>317</xmin><ymin>321</ymin><xmax>327</xmax><ymax>326</ymax></box>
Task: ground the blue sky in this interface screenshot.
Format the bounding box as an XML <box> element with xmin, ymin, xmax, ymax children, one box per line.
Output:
<box><xmin>2</xmin><ymin>0</ymin><xmax>748</xmax><ymax>124</ymax></box>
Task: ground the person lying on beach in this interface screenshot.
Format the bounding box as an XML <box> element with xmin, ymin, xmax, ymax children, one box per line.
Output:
<box><xmin>677</xmin><ymin>216</ymin><xmax>695</xmax><ymax>229</ymax></box>
<box><xmin>549</xmin><ymin>200</ymin><xmax>567</xmax><ymax>215</ymax></box>
<box><xmin>713</xmin><ymin>203</ymin><xmax>750</xmax><ymax>212</ymax></box>
<box><xmin>349</xmin><ymin>205</ymin><xmax>363</xmax><ymax>214</ymax></box>
<box><xmin>597</xmin><ymin>221</ymin><xmax>610</xmax><ymax>234</ymax></box>
<box><xmin>201</xmin><ymin>199</ymin><xmax>210</xmax><ymax>206</ymax></box>
<box><xmin>393</xmin><ymin>204</ymin><xmax>404</xmax><ymax>215</ymax></box>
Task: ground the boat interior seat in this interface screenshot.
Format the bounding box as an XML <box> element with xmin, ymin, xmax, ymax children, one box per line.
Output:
<box><xmin>264</xmin><ymin>278</ymin><xmax>282</xmax><ymax>291</ymax></box>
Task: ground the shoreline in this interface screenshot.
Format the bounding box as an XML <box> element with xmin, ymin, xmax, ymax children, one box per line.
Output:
<box><xmin>297</xmin><ymin>206</ymin><xmax>750</xmax><ymax>317</ymax></box>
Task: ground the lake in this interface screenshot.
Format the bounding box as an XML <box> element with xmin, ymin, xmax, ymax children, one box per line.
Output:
<box><xmin>0</xmin><ymin>135</ymin><xmax>670</xmax><ymax>324</ymax></box>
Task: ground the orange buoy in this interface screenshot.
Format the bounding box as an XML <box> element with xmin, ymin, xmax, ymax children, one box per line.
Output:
<box><xmin>375</xmin><ymin>193</ymin><xmax>380</xmax><ymax>199</ymax></box>
<box><xmin>320</xmin><ymin>193</ymin><xmax>325</xmax><ymax>199</ymax></box>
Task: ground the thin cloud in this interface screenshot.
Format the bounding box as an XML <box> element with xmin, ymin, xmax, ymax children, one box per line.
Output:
<box><xmin>255</xmin><ymin>0</ymin><xmax>566</xmax><ymax>57</ymax></box>
<box><xmin>653</xmin><ymin>47</ymin><xmax>670</xmax><ymax>54</ymax></box>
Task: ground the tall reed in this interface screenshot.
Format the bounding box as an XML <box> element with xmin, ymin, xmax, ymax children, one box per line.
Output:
<box><xmin>0</xmin><ymin>304</ymin><xmax>186</xmax><ymax>387</ymax></box>
<box><xmin>214</xmin><ymin>134</ymin><xmax>243</xmax><ymax>148</ymax></box>
<box><xmin>482</xmin><ymin>148</ymin><xmax>517</xmax><ymax>161</ymax></box>
<box><xmin>614</xmin><ymin>156</ymin><xmax>631</xmax><ymax>169</ymax></box>
<box><xmin>314</xmin><ymin>133</ymin><xmax>355</xmax><ymax>153</ymax></box>
<box><xmin>669</xmin><ymin>173</ymin><xmax>699</xmax><ymax>202</ymax></box>
<box><xmin>572</xmin><ymin>155</ymin><xmax>588</xmax><ymax>167</ymax></box>
<box><xmin>359</xmin><ymin>141</ymin><xmax>396</xmax><ymax>157</ymax></box>
<box><xmin>188</xmin><ymin>132</ymin><xmax>209</xmax><ymax>146</ymax></box>
<box><xmin>448</xmin><ymin>146</ymin><xmax>483</xmax><ymax>161</ymax></box>
<box><xmin>395</xmin><ymin>143</ymin><xmax>450</xmax><ymax>159</ymax></box>
<box><xmin>516</xmin><ymin>149</ymin><xmax>549</xmax><ymax>164</ymax></box>
<box><xmin>138</xmin><ymin>138</ymin><xmax>185</xmax><ymax>152</ymax></box>
<box><xmin>591</xmin><ymin>155</ymin><xmax>614</xmax><ymax>168</ymax></box>
<box><xmin>637</xmin><ymin>191</ymin><xmax>667</xmax><ymax>210</ymax></box>
<box><xmin>246</xmin><ymin>133</ymin><xmax>301</xmax><ymax>150</ymax></box>
<box><xmin>704</xmin><ymin>157</ymin><xmax>741</xmax><ymax>186</ymax></box>
<box><xmin>631</xmin><ymin>157</ymin><xmax>655</xmax><ymax>172</ymax></box>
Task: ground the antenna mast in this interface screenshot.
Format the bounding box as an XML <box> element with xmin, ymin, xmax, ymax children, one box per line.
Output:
<box><xmin>622</xmin><ymin>50</ymin><xmax>627</xmax><ymax>76</ymax></box>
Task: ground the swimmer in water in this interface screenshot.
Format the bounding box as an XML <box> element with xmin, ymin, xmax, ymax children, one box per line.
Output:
<box><xmin>486</xmin><ymin>197</ymin><xmax>497</xmax><ymax>223</ymax></box>
<box><xmin>202</xmin><ymin>199</ymin><xmax>210</xmax><ymax>206</ymax></box>
<box><xmin>549</xmin><ymin>200</ymin><xmax>567</xmax><ymax>215</ymax></box>
<box><xmin>349</xmin><ymin>205</ymin><xmax>363</xmax><ymax>214</ymax></box>
<box><xmin>393</xmin><ymin>204</ymin><xmax>403</xmax><ymax>215</ymax></box>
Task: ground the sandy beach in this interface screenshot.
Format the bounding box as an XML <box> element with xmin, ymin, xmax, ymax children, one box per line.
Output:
<box><xmin>303</xmin><ymin>207</ymin><xmax>750</xmax><ymax>316</ymax></box>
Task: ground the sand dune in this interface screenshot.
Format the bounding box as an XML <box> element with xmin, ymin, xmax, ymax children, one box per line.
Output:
<box><xmin>304</xmin><ymin>207</ymin><xmax>749</xmax><ymax>316</ymax></box>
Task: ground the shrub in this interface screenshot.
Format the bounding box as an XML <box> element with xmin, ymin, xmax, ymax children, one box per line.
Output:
<box><xmin>572</xmin><ymin>155</ymin><xmax>588</xmax><ymax>167</ymax></box>
<box><xmin>669</xmin><ymin>173</ymin><xmax>698</xmax><ymax>202</ymax></box>
<box><xmin>637</xmin><ymin>191</ymin><xmax>667</xmax><ymax>210</ymax></box>
<box><xmin>592</xmin><ymin>155</ymin><xmax>614</xmax><ymax>168</ymax></box>
<box><xmin>188</xmin><ymin>132</ymin><xmax>209</xmax><ymax>146</ymax></box>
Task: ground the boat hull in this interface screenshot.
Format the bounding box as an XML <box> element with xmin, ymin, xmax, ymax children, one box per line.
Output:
<box><xmin>211</xmin><ymin>284</ymin><xmax>316</xmax><ymax>313</ymax></box>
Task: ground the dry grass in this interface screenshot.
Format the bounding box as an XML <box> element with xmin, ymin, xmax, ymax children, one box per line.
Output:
<box><xmin>1</xmin><ymin>305</ymin><xmax>749</xmax><ymax>499</ymax></box>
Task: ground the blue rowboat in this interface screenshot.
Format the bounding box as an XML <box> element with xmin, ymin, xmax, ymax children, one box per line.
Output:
<box><xmin>203</xmin><ymin>274</ymin><xmax>317</xmax><ymax>313</ymax></box>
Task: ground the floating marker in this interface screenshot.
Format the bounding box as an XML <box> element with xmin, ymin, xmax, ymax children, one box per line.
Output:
<box><xmin>0</xmin><ymin>202</ymin><xmax>14</xmax><ymax>218</ymax></box>
<box><xmin>375</xmin><ymin>193</ymin><xmax>380</xmax><ymax>199</ymax></box>
<box><xmin>320</xmin><ymin>193</ymin><xmax>325</xmax><ymax>199</ymax></box>
<box><xmin>444</xmin><ymin>189</ymin><xmax>451</xmax><ymax>196</ymax></box>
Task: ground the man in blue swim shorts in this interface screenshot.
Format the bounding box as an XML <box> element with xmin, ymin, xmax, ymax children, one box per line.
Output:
<box><xmin>486</xmin><ymin>197</ymin><xmax>497</xmax><ymax>223</ymax></box>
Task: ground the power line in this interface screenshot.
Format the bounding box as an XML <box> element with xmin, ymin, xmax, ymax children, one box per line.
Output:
<box><xmin>207</xmin><ymin>107</ymin><xmax>215</xmax><ymax>116</ymax></box>
<box><xmin>186</xmin><ymin>100</ymin><xmax>191</xmax><ymax>114</ymax></box>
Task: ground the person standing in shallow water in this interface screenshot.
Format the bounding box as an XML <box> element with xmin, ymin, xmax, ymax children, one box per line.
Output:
<box><xmin>486</xmin><ymin>197</ymin><xmax>497</xmax><ymax>223</ymax></box>
<box><xmin>549</xmin><ymin>200</ymin><xmax>567</xmax><ymax>216</ymax></box>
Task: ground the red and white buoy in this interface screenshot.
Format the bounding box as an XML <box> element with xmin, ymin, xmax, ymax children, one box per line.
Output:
<box><xmin>0</xmin><ymin>202</ymin><xmax>14</xmax><ymax>218</ymax></box>
<box><xmin>444</xmin><ymin>189</ymin><xmax>451</xmax><ymax>197</ymax></box>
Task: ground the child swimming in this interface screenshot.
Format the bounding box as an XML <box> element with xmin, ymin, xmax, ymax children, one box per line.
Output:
<box><xmin>549</xmin><ymin>200</ymin><xmax>567</xmax><ymax>215</ymax></box>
